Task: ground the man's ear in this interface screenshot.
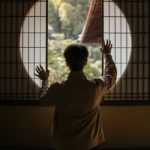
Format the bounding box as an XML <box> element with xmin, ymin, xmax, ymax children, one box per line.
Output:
<box><xmin>65</xmin><ymin>60</ymin><xmax>70</xmax><ymax>67</ymax></box>
<box><xmin>84</xmin><ymin>58</ymin><xmax>88</xmax><ymax>66</ymax></box>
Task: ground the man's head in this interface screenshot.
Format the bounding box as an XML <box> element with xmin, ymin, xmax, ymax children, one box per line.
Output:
<box><xmin>64</xmin><ymin>44</ymin><xmax>89</xmax><ymax>71</ymax></box>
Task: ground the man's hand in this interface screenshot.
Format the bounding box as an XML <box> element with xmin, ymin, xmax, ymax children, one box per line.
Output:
<box><xmin>100</xmin><ymin>39</ymin><xmax>112</xmax><ymax>55</ymax></box>
<box><xmin>34</xmin><ymin>65</ymin><xmax>50</xmax><ymax>80</ymax></box>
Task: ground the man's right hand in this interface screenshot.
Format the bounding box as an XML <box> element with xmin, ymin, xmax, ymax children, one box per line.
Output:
<box><xmin>100</xmin><ymin>39</ymin><xmax>112</xmax><ymax>55</ymax></box>
<box><xmin>34</xmin><ymin>65</ymin><xmax>50</xmax><ymax>81</ymax></box>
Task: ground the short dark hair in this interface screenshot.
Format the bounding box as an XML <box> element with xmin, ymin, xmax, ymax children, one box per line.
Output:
<box><xmin>64</xmin><ymin>44</ymin><xmax>89</xmax><ymax>71</ymax></box>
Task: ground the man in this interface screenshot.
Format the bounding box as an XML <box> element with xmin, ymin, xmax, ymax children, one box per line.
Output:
<box><xmin>35</xmin><ymin>39</ymin><xmax>117</xmax><ymax>150</ymax></box>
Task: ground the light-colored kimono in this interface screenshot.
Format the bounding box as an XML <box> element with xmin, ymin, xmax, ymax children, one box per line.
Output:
<box><xmin>40</xmin><ymin>54</ymin><xmax>117</xmax><ymax>150</ymax></box>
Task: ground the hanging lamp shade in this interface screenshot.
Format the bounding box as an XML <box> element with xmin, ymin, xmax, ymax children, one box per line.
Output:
<box><xmin>80</xmin><ymin>0</ymin><xmax>103</xmax><ymax>43</ymax></box>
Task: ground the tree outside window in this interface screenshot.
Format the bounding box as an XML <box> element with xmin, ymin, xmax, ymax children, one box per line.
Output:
<box><xmin>48</xmin><ymin>0</ymin><xmax>102</xmax><ymax>83</ymax></box>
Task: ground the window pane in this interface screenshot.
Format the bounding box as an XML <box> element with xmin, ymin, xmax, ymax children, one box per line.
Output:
<box><xmin>103</xmin><ymin>0</ymin><xmax>150</xmax><ymax>103</ymax></box>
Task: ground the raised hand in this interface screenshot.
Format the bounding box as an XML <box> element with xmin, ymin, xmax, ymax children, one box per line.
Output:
<box><xmin>34</xmin><ymin>65</ymin><xmax>50</xmax><ymax>80</ymax></box>
<box><xmin>100</xmin><ymin>39</ymin><xmax>112</xmax><ymax>55</ymax></box>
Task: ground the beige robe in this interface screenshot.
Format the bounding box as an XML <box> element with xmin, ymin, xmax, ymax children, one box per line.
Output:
<box><xmin>40</xmin><ymin>54</ymin><xmax>117</xmax><ymax>150</ymax></box>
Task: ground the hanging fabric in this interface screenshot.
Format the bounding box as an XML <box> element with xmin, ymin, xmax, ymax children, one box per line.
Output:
<box><xmin>80</xmin><ymin>0</ymin><xmax>103</xmax><ymax>43</ymax></box>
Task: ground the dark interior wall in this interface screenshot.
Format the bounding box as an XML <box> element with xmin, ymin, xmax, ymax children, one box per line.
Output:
<box><xmin>0</xmin><ymin>106</ymin><xmax>150</xmax><ymax>148</ymax></box>
<box><xmin>0</xmin><ymin>0</ymin><xmax>150</xmax><ymax>149</ymax></box>
<box><xmin>102</xmin><ymin>106</ymin><xmax>150</xmax><ymax>148</ymax></box>
<box><xmin>0</xmin><ymin>106</ymin><xmax>55</xmax><ymax>149</ymax></box>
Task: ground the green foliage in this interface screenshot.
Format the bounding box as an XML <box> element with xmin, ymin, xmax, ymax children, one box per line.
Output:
<box><xmin>48</xmin><ymin>0</ymin><xmax>60</xmax><ymax>32</ymax></box>
<box><xmin>48</xmin><ymin>38</ymin><xmax>75</xmax><ymax>83</ymax></box>
<box><xmin>59</xmin><ymin>2</ymin><xmax>75</xmax><ymax>38</ymax></box>
<box><xmin>48</xmin><ymin>0</ymin><xmax>102</xmax><ymax>83</ymax></box>
<box><xmin>48</xmin><ymin>0</ymin><xmax>90</xmax><ymax>38</ymax></box>
<box><xmin>48</xmin><ymin>37</ymin><xmax>102</xmax><ymax>83</ymax></box>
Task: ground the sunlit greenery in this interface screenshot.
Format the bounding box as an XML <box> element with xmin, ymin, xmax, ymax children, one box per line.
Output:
<box><xmin>48</xmin><ymin>0</ymin><xmax>102</xmax><ymax>83</ymax></box>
